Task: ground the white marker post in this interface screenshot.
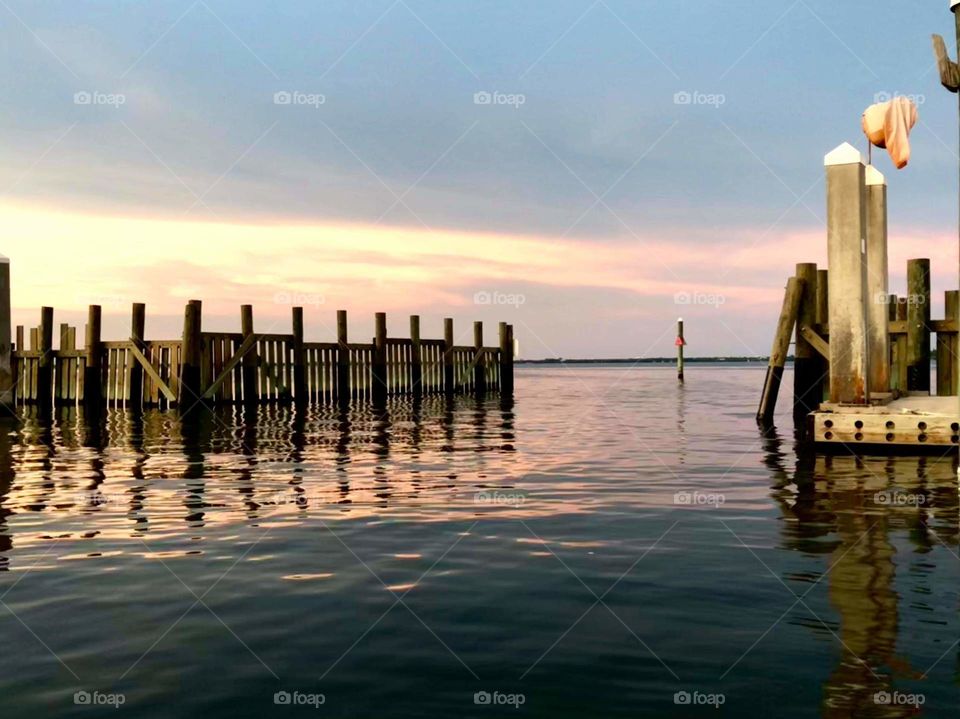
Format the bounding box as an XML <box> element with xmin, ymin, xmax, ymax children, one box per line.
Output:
<box><xmin>0</xmin><ymin>255</ymin><xmax>11</xmax><ymax>413</ymax></box>
<box><xmin>825</xmin><ymin>143</ymin><xmax>870</xmax><ymax>404</ymax></box>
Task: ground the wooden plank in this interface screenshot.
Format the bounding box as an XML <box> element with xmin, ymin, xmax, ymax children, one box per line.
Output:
<box><xmin>933</xmin><ymin>33</ymin><xmax>960</xmax><ymax>92</ymax></box>
<box><xmin>799</xmin><ymin>325</ymin><xmax>829</xmax><ymax>360</ymax></box>
<box><xmin>937</xmin><ymin>290</ymin><xmax>959</xmax><ymax>396</ymax></box>
<box><xmin>128</xmin><ymin>340</ymin><xmax>176</xmax><ymax>402</ymax></box>
<box><xmin>757</xmin><ymin>276</ymin><xmax>803</xmax><ymax>421</ymax></box>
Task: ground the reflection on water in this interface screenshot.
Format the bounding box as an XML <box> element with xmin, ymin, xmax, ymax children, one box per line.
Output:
<box><xmin>0</xmin><ymin>366</ymin><xmax>959</xmax><ymax>718</ymax></box>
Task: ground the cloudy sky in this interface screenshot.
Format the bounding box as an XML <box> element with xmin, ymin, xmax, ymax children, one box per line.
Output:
<box><xmin>2</xmin><ymin>0</ymin><xmax>958</xmax><ymax>357</ymax></box>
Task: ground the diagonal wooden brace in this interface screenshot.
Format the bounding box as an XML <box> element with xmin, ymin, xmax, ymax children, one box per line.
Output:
<box><xmin>202</xmin><ymin>333</ymin><xmax>258</xmax><ymax>399</ymax></box>
<box><xmin>933</xmin><ymin>34</ymin><xmax>960</xmax><ymax>92</ymax></box>
<box><xmin>128</xmin><ymin>338</ymin><xmax>176</xmax><ymax>402</ymax></box>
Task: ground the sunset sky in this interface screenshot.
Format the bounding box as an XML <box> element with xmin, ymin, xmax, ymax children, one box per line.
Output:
<box><xmin>2</xmin><ymin>0</ymin><xmax>959</xmax><ymax>357</ymax></box>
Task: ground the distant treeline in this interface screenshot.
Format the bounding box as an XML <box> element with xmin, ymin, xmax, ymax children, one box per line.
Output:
<box><xmin>516</xmin><ymin>356</ymin><xmax>778</xmax><ymax>365</ymax></box>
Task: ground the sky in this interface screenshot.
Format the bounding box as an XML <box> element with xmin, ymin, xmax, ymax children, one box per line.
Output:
<box><xmin>2</xmin><ymin>0</ymin><xmax>959</xmax><ymax>358</ymax></box>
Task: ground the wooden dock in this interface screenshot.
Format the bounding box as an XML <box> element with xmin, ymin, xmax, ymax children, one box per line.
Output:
<box><xmin>8</xmin><ymin>301</ymin><xmax>515</xmax><ymax>410</ymax></box>
<box><xmin>757</xmin><ymin>143</ymin><xmax>960</xmax><ymax>450</ymax></box>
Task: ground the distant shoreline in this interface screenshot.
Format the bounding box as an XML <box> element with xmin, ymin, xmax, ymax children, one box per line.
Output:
<box><xmin>516</xmin><ymin>357</ymin><xmax>773</xmax><ymax>364</ymax></box>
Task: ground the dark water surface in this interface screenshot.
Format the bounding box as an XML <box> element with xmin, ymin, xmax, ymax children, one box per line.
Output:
<box><xmin>1</xmin><ymin>365</ymin><xmax>959</xmax><ymax>717</ymax></box>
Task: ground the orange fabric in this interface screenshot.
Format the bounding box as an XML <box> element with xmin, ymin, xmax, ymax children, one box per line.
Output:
<box><xmin>861</xmin><ymin>97</ymin><xmax>918</xmax><ymax>169</ymax></box>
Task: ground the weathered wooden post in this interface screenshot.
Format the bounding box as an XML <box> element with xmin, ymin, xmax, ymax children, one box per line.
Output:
<box><xmin>292</xmin><ymin>306</ymin><xmax>306</xmax><ymax>404</ymax></box>
<box><xmin>373</xmin><ymin>312</ymin><xmax>387</xmax><ymax>403</ymax></box>
<box><xmin>240</xmin><ymin>305</ymin><xmax>257</xmax><ymax>403</ymax></box>
<box><xmin>336</xmin><ymin>309</ymin><xmax>349</xmax><ymax>404</ymax></box>
<box><xmin>672</xmin><ymin>318</ymin><xmax>683</xmax><ymax>381</ymax></box>
<box><xmin>0</xmin><ymin>256</ymin><xmax>12</xmax><ymax>412</ymax></box>
<box><xmin>84</xmin><ymin>305</ymin><xmax>102</xmax><ymax>407</ymax></box>
<box><xmin>816</xmin><ymin>269</ymin><xmax>829</xmax><ymax>326</ymax></box>
<box><xmin>129</xmin><ymin>302</ymin><xmax>146</xmax><ymax>410</ymax></box>
<box><xmin>906</xmin><ymin>258</ymin><xmax>931</xmax><ymax>392</ymax></box>
<box><xmin>410</xmin><ymin>315</ymin><xmax>422</xmax><ymax>396</ymax></box>
<box><xmin>757</xmin><ymin>276</ymin><xmax>803</xmax><ymax>421</ymax></box>
<box><xmin>888</xmin><ymin>295</ymin><xmax>901</xmax><ymax>393</ymax></box>
<box><xmin>37</xmin><ymin>307</ymin><xmax>53</xmax><ymax>407</ymax></box>
<box><xmin>794</xmin><ymin>262</ymin><xmax>821</xmax><ymax>413</ymax></box>
<box><xmin>181</xmin><ymin>300</ymin><xmax>203</xmax><ymax>406</ymax></box>
<box><xmin>865</xmin><ymin>167</ymin><xmax>890</xmax><ymax>396</ymax></box>
<box><xmin>499</xmin><ymin>322</ymin><xmax>514</xmax><ymax>395</ymax></box>
<box><xmin>825</xmin><ymin>142</ymin><xmax>870</xmax><ymax>404</ymax></box>
<box><xmin>895</xmin><ymin>297</ymin><xmax>908</xmax><ymax>392</ymax></box>
<box><xmin>473</xmin><ymin>321</ymin><xmax>486</xmax><ymax>395</ymax></box>
<box><xmin>937</xmin><ymin>290</ymin><xmax>959</xmax><ymax>395</ymax></box>
<box><xmin>443</xmin><ymin>317</ymin><xmax>455</xmax><ymax>395</ymax></box>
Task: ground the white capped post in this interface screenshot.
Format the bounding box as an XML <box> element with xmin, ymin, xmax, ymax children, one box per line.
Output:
<box><xmin>825</xmin><ymin>143</ymin><xmax>870</xmax><ymax>404</ymax></box>
<box><xmin>865</xmin><ymin>165</ymin><xmax>890</xmax><ymax>394</ymax></box>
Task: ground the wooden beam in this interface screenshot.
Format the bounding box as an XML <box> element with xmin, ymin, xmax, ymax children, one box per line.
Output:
<box><xmin>128</xmin><ymin>339</ymin><xmax>176</xmax><ymax>402</ymax></box>
<box><xmin>757</xmin><ymin>276</ymin><xmax>803</xmax><ymax>421</ymax></box>
<box><xmin>799</xmin><ymin>325</ymin><xmax>829</xmax><ymax>360</ymax></box>
<box><xmin>933</xmin><ymin>34</ymin><xmax>960</xmax><ymax>91</ymax></box>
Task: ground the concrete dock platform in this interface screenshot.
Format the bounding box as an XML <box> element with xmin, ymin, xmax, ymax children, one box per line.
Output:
<box><xmin>810</xmin><ymin>396</ymin><xmax>960</xmax><ymax>448</ymax></box>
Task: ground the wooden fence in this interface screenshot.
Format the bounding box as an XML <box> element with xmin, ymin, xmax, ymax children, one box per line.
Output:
<box><xmin>12</xmin><ymin>303</ymin><xmax>515</xmax><ymax>409</ymax></box>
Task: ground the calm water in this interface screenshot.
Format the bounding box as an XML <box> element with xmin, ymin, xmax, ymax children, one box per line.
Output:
<box><xmin>1</xmin><ymin>365</ymin><xmax>958</xmax><ymax>718</ymax></box>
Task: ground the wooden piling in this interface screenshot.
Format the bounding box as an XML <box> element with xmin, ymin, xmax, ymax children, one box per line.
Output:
<box><xmin>0</xmin><ymin>257</ymin><xmax>12</xmax><ymax>412</ymax></box>
<box><xmin>443</xmin><ymin>318</ymin><xmax>455</xmax><ymax>394</ymax></box>
<box><xmin>825</xmin><ymin>143</ymin><xmax>869</xmax><ymax>404</ymax></box>
<box><xmin>336</xmin><ymin>310</ymin><xmax>349</xmax><ymax>404</ymax></box>
<box><xmin>473</xmin><ymin>321</ymin><xmax>486</xmax><ymax>395</ymax></box>
<box><xmin>906</xmin><ymin>258</ymin><xmax>931</xmax><ymax>393</ymax></box>
<box><xmin>937</xmin><ymin>290</ymin><xmax>959</xmax><ymax>396</ymax></box>
<box><xmin>240</xmin><ymin>305</ymin><xmax>257</xmax><ymax>404</ymax></box>
<box><xmin>292</xmin><ymin>306</ymin><xmax>305</xmax><ymax>403</ymax></box>
<box><xmin>84</xmin><ymin>305</ymin><xmax>102</xmax><ymax>407</ymax></box>
<box><xmin>410</xmin><ymin>315</ymin><xmax>422</xmax><ymax>396</ymax></box>
<box><xmin>815</xmin><ymin>269</ymin><xmax>829</xmax><ymax>326</ymax></box>
<box><xmin>36</xmin><ymin>307</ymin><xmax>53</xmax><ymax>406</ymax></box>
<box><xmin>757</xmin><ymin>276</ymin><xmax>803</xmax><ymax>421</ymax></box>
<box><xmin>794</xmin><ymin>263</ymin><xmax>822</xmax><ymax>413</ymax></box>
<box><xmin>895</xmin><ymin>297</ymin><xmax>908</xmax><ymax>392</ymax></box>
<box><xmin>181</xmin><ymin>300</ymin><xmax>202</xmax><ymax>405</ymax></box>
<box><xmin>865</xmin><ymin>166</ymin><xmax>890</xmax><ymax>395</ymax></box>
<box><xmin>499</xmin><ymin>322</ymin><xmax>514</xmax><ymax>395</ymax></box>
<box><xmin>129</xmin><ymin>302</ymin><xmax>146</xmax><ymax>409</ymax></box>
<box><xmin>676</xmin><ymin>318</ymin><xmax>685</xmax><ymax>381</ymax></box>
<box><xmin>373</xmin><ymin>312</ymin><xmax>387</xmax><ymax>402</ymax></box>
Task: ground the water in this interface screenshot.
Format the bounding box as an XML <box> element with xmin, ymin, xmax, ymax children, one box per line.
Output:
<box><xmin>1</xmin><ymin>364</ymin><xmax>958</xmax><ymax>718</ymax></box>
